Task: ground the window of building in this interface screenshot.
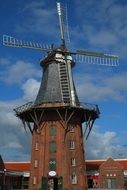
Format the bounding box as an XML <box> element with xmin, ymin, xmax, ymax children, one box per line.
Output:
<box><xmin>33</xmin><ymin>176</ymin><xmax>36</xmax><ymax>185</ymax></box>
<box><xmin>70</xmin><ymin>128</ymin><xmax>74</xmax><ymax>132</ymax></box>
<box><xmin>35</xmin><ymin>142</ymin><xmax>39</xmax><ymax>150</ymax></box>
<box><xmin>69</xmin><ymin>140</ymin><xmax>75</xmax><ymax>149</ymax></box>
<box><xmin>34</xmin><ymin>160</ymin><xmax>38</xmax><ymax>168</ymax></box>
<box><xmin>23</xmin><ymin>177</ymin><xmax>29</xmax><ymax>189</ymax></box>
<box><xmin>107</xmin><ymin>178</ymin><xmax>117</xmax><ymax>189</ymax></box>
<box><xmin>71</xmin><ymin>158</ymin><xmax>76</xmax><ymax>166</ymax></box>
<box><xmin>49</xmin><ymin>159</ymin><xmax>56</xmax><ymax>171</ymax></box>
<box><xmin>68</xmin><ymin>124</ymin><xmax>75</xmax><ymax>132</ymax></box>
<box><xmin>49</xmin><ymin>141</ymin><xmax>56</xmax><ymax>153</ymax></box>
<box><xmin>71</xmin><ymin>173</ymin><xmax>77</xmax><ymax>184</ymax></box>
<box><xmin>52</xmin><ymin>87</ymin><xmax>56</xmax><ymax>93</ymax></box>
<box><xmin>50</xmin><ymin>123</ymin><xmax>56</xmax><ymax>136</ymax></box>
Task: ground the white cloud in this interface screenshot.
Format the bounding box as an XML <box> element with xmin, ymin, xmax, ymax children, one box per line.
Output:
<box><xmin>22</xmin><ymin>78</ymin><xmax>40</xmax><ymax>101</ymax></box>
<box><xmin>0</xmin><ymin>83</ymin><xmax>34</xmax><ymax>161</ymax></box>
<box><xmin>107</xmin><ymin>3</ymin><xmax>127</xmax><ymax>37</ymax></box>
<box><xmin>0</xmin><ymin>79</ymin><xmax>37</xmax><ymax>159</ymax></box>
<box><xmin>0</xmin><ymin>59</ymin><xmax>40</xmax><ymax>84</ymax></box>
<box><xmin>0</xmin><ymin>57</ymin><xmax>41</xmax><ymax>161</ymax></box>
<box><xmin>0</xmin><ymin>58</ymin><xmax>11</xmax><ymax>66</ymax></box>
<box><xmin>17</xmin><ymin>1</ymin><xmax>45</xmax><ymax>14</ymax></box>
<box><xmin>104</xmin><ymin>72</ymin><xmax>127</xmax><ymax>91</ymax></box>
<box><xmin>85</xmin><ymin>126</ymin><xmax>127</xmax><ymax>159</ymax></box>
<box><xmin>75</xmin><ymin>71</ymin><xmax>127</xmax><ymax>102</ymax></box>
<box><xmin>15</xmin><ymin>1</ymin><xmax>58</xmax><ymax>39</ymax></box>
<box><xmin>3</xmin><ymin>136</ymin><xmax>23</xmax><ymax>149</ymax></box>
<box><xmin>71</xmin><ymin>0</ymin><xmax>127</xmax><ymax>58</ymax></box>
<box><xmin>0</xmin><ymin>110</ymin><xmax>19</xmax><ymax>127</ymax></box>
<box><xmin>0</xmin><ymin>101</ymin><xmax>31</xmax><ymax>161</ymax></box>
<box><xmin>87</xmin><ymin>29</ymin><xmax>118</xmax><ymax>47</ymax></box>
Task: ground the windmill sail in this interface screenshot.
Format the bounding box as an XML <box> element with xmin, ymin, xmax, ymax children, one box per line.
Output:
<box><xmin>73</xmin><ymin>54</ymin><xmax>119</xmax><ymax>66</ymax></box>
<box><xmin>3</xmin><ymin>35</ymin><xmax>52</xmax><ymax>52</ymax></box>
<box><xmin>57</xmin><ymin>2</ymin><xmax>70</xmax><ymax>46</ymax></box>
<box><xmin>71</xmin><ymin>50</ymin><xmax>119</xmax><ymax>66</ymax></box>
<box><xmin>3</xmin><ymin>34</ymin><xmax>119</xmax><ymax>66</ymax></box>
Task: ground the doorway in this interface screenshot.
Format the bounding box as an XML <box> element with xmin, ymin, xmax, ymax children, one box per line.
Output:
<box><xmin>48</xmin><ymin>178</ymin><xmax>58</xmax><ymax>190</ymax></box>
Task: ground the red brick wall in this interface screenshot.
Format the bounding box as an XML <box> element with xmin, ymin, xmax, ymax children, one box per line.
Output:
<box><xmin>29</xmin><ymin>109</ymin><xmax>87</xmax><ymax>190</ymax></box>
<box><xmin>99</xmin><ymin>158</ymin><xmax>124</xmax><ymax>189</ymax></box>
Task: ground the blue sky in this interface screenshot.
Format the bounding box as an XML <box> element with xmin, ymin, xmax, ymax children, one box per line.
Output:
<box><xmin>0</xmin><ymin>0</ymin><xmax>127</xmax><ymax>161</ymax></box>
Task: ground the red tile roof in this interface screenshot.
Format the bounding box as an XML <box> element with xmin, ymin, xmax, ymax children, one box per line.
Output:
<box><xmin>5</xmin><ymin>162</ymin><xmax>31</xmax><ymax>172</ymax></box>
<box><xmin>86</xmin><ymin>160</ymin><xmax>105</xmax><ymax>170</ymax></box>
<box><xmin>117</xmin><ymin>160</ymin><xmax>127</xmax><ymax>170</ymax></box>
<box><xmin>3</xmin><ymin>159</ymin><xmax>127</xmax><ymax>172</ymax></box>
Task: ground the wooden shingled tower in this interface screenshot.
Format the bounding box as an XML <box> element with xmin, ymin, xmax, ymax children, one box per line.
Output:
<box><xmin>3</xmin><ymin>2</ymin><xmax>119</xmax><ymax>190</ymax></box>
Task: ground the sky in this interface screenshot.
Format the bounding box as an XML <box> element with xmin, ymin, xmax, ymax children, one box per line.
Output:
<box><xmin>0</xmin><ymin>0</ymin><xmax>127</xmax><ymax>161</ymax></box>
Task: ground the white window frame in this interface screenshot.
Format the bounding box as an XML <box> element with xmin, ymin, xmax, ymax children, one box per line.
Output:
<box><xmin>69</xmin><ymin>124</ymin><xmax>75</xmax><ymax>132</ymax></box>
<box><xmin>71</xmin><ymin>158</ymin><xmax>76</xmax><ymax>166</ymax></box>
<box><xmin>71</xmin><ymin>173</ymin><xmax>77</xmax><ymax>184</ymax></box>
<box><xmin>33</xmin><ymin>176</ymin><xmax>36</xmax><ymax>185</ymax></box>
<box><xmin>35</xmin><ymin>142</ymin><xmax>39</xmax><ymax>150</ymax></box>
<box><xmin>70</xmin><ymin>140</ymin><xmax>75</xmax><ymax>149</ymax></box>
<box><xmin>34</xmin><ymin>160</ymin><xmax>38</xmax><ymax>168</ymax></box>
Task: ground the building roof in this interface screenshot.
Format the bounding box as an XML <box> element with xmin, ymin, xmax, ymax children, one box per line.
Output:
<box><xmin>86</xmin><ymin>159</ymin><xmax>127</xmax><ymax>171</ymax></box>
<box><xmin>4</xmin><ymin>162</ymin><xmax>30</xmax><ymax>172</ymax></box>
<box><xmin>99</xmin><ymin>158</ymin><xmax>124</xmax><ymax>170</ymax></box>
<box><xmin>117</xmin><ymin>160</ymin><xmax>127</xmax><ymax>170</ymax></box>
<box><xmin>3</xmin><ymin>159</ymin><xmax>127</xmax><ymax>173</ymax></box>
<box><xmin>86</xmin><ymin>160</ymin><xmax>105</xmax><ymax>170</ymax></box>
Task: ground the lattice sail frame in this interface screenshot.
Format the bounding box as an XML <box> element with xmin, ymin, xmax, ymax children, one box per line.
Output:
<box><xmin>74</xmin><ymin>54</ymin><xmax>118</xmax><ymax>66</ymax></box>
<box><xmin>3</xmin><ymin>35</ymin><xmax>52</xmax><ymax>52</ymax></box>
<box><xmin>3</xmin><ymin>35</ymin><xmax>119</xmax><ymax>66</ymax></box>
<box><xmin>57</xmin><ymin>2</ymin><xmax>70</xmax><ymax>45</ymax></box>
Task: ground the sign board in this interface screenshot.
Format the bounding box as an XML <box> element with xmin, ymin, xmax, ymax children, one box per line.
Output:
<box><xmin>48</xmin><ymin>171</ymin><xmax>56</xmax><ymax>177</ymax></box>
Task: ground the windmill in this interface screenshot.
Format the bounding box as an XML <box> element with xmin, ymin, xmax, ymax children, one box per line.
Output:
<box><xmin>3</xmin><ymin>2</ymin><xmax>118</xmax><ymax>190</ymax></box>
